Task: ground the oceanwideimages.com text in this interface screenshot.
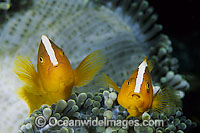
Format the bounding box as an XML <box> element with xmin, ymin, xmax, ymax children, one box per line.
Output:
<box><xmin>35</xmin><ymin>115</ymin><xmax>164</xmax><ymax>128</ymax></box>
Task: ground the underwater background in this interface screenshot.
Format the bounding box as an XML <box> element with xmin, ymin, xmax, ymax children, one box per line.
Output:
<box><xmin>0</xmin><ymin>0</ymin><xmax>199</xmax><ymax>132</ymax></box>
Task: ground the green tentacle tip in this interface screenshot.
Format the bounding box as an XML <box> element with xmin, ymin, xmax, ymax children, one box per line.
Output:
<box><xmin>158</xmin><ymin>47</ymin><xmax>167</xmax><ymax>57</ymax></box>
<box><xmin>156</xmin><ymin>130</ymin><xmax>163</xmax><ymax>133</ymax></box>
<box><xmin>174</xmin><ymin>118</ymin><xmax>180</xmax><ymax>126</ymax></box>
<box><xmin>185</xmin><ymin>119</ymin><xmax>192</xmax><ymax>126</ymax></box>
<box><xmin>109</xmin><ymin>92</ymin><xmax>117</xmax><ymax>101</ymax></box>
<box><xmin>25</xmin><ymin>123</ymin><xmax>32</xmax><ymax>130</ymax></box>
<box><xmin>105</xmin><ymin>98</ymin><xmax>113</xmax><ymax>108</ymax></box>
<box><xmin>145</xmin><ymin>127</ymin><xmax>154</xmax><ymax>133</ymax></box>
<box><xmin>104</xmin><ymin>110</ymin><xmax>113</xmax><ymax>119</ymax></box>
<box><xmin>55</xmin><ymin>100</ymin><xmax>67</xmax><ymax>113</ymax></box>
<box><xmin>87</xmin><ymin>92</ymin><xmax>94</xmax><ymax>99</ymax></box>
<box><xmin>176</xmin><ymin>111</ymin><xmax>182</xmax><ymax>117</ymax></box>
<box><xmin>142</xmin><ymin>112</ymin><xmax>151</xmax><ymax>120</ymax></box>
<box><xmin>54</xmin><ymin>113</ymin><xmax>61</xmax><ymax>119</ymax></box>
<box><xmin>103</xmin><ymin>90</ymin><xmax>110</xmax><ymax>98</ymax></box>
<box><xmin>77</xmin><ymin>93</ymin><xmax>87</xmax><ymax>107</ymax></box>
<box><xmin>93</xmin><ymin>101</ymin><xmax>101</xmax><ymax>108</ymax></box>
<box><xmin>94</xmin><ymin>95</ymin><xmax>102</xmax><ymax>102</ymax></box>
<box><xmin>168</xmin><ymin>124</ymin><xmax>176</xmax><ymax>131</ymax></box>
<box><xmin>83</xmin><ymin>98</ymin><xmax>93</xmax><ymax>108</ymax></box>
<box><xmin>92</xmin><ymin>107</ymin><xmax>99</xmax><ymax>115</ymax></box>
<box><xmin>60</xmin><ymin>127</ymin><xmax>69</xmax><ymax>133</ymax></box>
<box><xmin>99</xmin><ymin>88</ymin><xmax>105</xmax><ymax>93</ymax></box>
<box><xmin>20</xmin><ymin>125</ymin><xmax>26</xmax><ymax>132</ymax></box>
<box><xmin>43</xmin><ymin>108</ymin><xmax>52</xmax><ymax>120</ymax></box>
<box><xmin>178</xmin><ymin>123</ymin><xmax>187</xmax><ymax>130</ymax></box>
<box><xmin>68</xmin><ymin>128</ymin><xmax>74</xmax><ymax>133</ymax></box>
<box><xmin>96</xmin><ymin>126</ymin><xmax>105</xmax><ymax>132</ymax></box>
<box><xmin>70</xmin><ymin>93</ymin><xmax>78</xmax><ymax>101</ymax></box>
<box><xmin>63</xmin><ymin>99</ymin><xmax>76</xmax><ymax>114</ymax></box>
<box><xmin>17</xmin><ymin>130</ymin><xmax>23</xmax><ymax>133</ymax></box>
<box><xmin>72</xmin><ymin>105</ymin><xmax>79</xmax><ymax>112</ymax></box>
<box><xmin>72</xmin><ymin>112</ymin><xmax>80</xmax><ymax>119</ymax></box>
<box><xmin>67</xmin><ymin>99</ymin><xmax>76</xmax><ymax>107</ymax></box>
<box><xmin>176</xmin><ymin>130</ymin><xmax>184</xmax><ymax>133</ymax></box>
<box><xmin>61</xmin><ymin>116</ymin><xmax>69</xmax><ymax>121</ymax></box>
<box><xmin>118</xmin><ymin>128</ymin><xmax>128</xmax><ymax>133</ymax></box>
<box><xmin>99</xmin><ymin>107</ymin><xmax>105</xmax><ymax>115</ymax></box>
<box><xmin>40</xmin><ymin>104</ymin><xmax>49</xmax><ymax>110</ymax></box>
<box><xmin>164</xmin><ymin>128</ymin><xmax>170</xmax><ymax>132</ymax></box>
<box><xmin>67</xmin><ymin>105</ymin><xmax>79</xmax><ymax>117</ymax></box>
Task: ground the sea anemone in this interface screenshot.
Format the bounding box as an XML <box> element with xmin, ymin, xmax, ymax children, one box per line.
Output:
<box><xmin>18</xmin><ymin>88</ymin><xmax>197</xmax><ymax>132</ymax></box>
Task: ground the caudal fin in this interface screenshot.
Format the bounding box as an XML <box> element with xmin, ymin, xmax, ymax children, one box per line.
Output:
<box><xmin>96</xmin><ymin>73</ymin><xmax>120</xmax><ymax>93</ymax></box>
<box><xmin>74</xmin><ymin>50</ymin><xmax>107</xmax><ymax>87</ymax></box>
<box><xmin>13</xmin><ymin>56</ymin><xmax>42</xmax><ymax>95</ymax></box>
<box><xmin>151</xmin><ymin>88</ymin><xmax>181</xmax><ymax>115</ymax></box>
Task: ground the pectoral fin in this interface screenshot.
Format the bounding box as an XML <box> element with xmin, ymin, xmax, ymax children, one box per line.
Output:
<box><xmin>74</xmin><ymin>50</ymin><xmax>107</xmax><ymax>87</ymax></box>
<box><xmin>13</xmin><ymin>56</ymin><xmax>43</xmax><ymax>95</ymax></box>
<box><xmin>151</xmin><ymin>88</ymin><xmax>181</xmax><ymax>115</ymax></box>
<box><xmin>96</xmin><ymin>73</ymin><xmax>120</xmax><ymax>93</ymax></box>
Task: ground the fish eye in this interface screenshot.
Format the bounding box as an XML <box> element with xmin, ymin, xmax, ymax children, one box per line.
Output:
<box><xmin>39</xmin><ymin>56</ymin><xmax>44</xmax><ymax>63</ymax></box>
<box><xmin>127</xmin><ymin>78</ymin><xmax>133</xmax><ymax>86</ymax></box>
<box><xmin>59</xmin><ymin>50</ymin><xmax>65</xmax><ymax>56</ymax></box>
<box><xmin>146</xmin><ymin>82</ymin><xmax>150</xmax><ymax>93</ymax></box>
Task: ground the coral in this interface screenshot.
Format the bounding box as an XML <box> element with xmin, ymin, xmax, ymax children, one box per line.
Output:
<box><xmin>0</xmin><ymin>0</ymin><xmax>193</xmax><ymax>132</ymax></box>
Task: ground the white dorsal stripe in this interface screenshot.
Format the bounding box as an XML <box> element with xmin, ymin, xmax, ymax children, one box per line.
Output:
<box><xmin>134</xmin><ymin>60</ymin><xmax>147</xmax><ymax>93</ymax></box>
<box><xmin>41</xmin><ymin>35</ymin><xmax>58</xmax><ymax>66</ymax></box>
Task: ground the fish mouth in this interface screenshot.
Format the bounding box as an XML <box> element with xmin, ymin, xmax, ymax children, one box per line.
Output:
<box><xmin>128</xmin><ymin>91</ymin><xmax>141</xmax><ymax>99</ymax></box>
<box><xmin>131</xmin><ymin>94</ymin><xmax>141</xmax><ymax>99</ymax></box>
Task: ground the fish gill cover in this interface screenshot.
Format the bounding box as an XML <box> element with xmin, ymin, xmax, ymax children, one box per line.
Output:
<box><xmin>0</xmin><ymin>0</ymin><xmax>196</xmax><ymax>132</ymax></box>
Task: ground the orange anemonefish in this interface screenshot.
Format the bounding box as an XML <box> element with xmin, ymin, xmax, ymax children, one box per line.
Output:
<box><xmin>14</xmin><ymin>35</ymin><xmax>106</xmax><ymax>115</ymax></box>
<box><xmin>98</xmin><ymin>56</ymin><xmax>179</xmax><ymax>119</ymax></box>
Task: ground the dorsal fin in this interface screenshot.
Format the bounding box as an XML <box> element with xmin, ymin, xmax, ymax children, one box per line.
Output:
<box><xmin>147</xmin><ymin>59</ymin><xmax>154</xmax><ymax>72</ymax></box>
